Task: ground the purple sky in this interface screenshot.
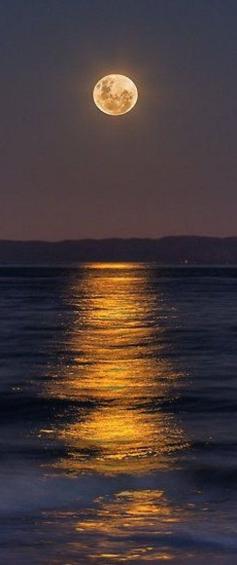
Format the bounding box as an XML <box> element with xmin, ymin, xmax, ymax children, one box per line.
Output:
<box><xmin>1</xmin><ymin>0</ymin><xmax>237</xmax><ymax>240</ymax></box>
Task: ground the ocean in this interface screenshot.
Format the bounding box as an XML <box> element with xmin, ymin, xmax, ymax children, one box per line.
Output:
<box><xmin>0</xmin><ymin>263</ymin><xmax>236</xmax><ymax>564</ymax></box>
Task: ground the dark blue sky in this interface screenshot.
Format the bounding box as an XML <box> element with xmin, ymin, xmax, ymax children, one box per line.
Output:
<box><xmin>1</xmin><ymin>0</ymin><xmax>237</xmax><ymax>239</ymax></box>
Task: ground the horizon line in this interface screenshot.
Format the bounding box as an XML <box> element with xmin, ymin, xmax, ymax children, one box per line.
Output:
<box><xmin>1</xmin><ymin>235</ymin><xmax>237</xmax><ymax>244</ymax></box>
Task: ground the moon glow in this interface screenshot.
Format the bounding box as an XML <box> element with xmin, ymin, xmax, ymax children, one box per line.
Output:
<box><xmin>93</xmin><ymin>74</ymin><xmax>138</xmax><ymax>116</ymax></box>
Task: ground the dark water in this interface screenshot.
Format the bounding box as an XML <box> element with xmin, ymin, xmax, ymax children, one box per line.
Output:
<box><xmin>0</xmin><ymin>264</ymin><xmax>237</xmax><ymax>564</ymax></box>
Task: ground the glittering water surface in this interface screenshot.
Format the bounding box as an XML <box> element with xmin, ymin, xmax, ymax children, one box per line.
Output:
<box><xmin>0</xmin><ymin>264</ymin><xmax>237</xmax><ymax>563</ymax></box>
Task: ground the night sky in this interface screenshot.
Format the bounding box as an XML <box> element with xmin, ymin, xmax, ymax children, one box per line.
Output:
<box><xmin>1</xmin><ymin>0</ymin><xmax>237</xmax><ymax>240</ymax></box>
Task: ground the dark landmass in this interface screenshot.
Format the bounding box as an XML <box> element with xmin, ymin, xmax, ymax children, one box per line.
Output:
<box><xmin>0</xmin><ymin>237</ymin><xmax>237</xmax><ymax>264</ymax></box>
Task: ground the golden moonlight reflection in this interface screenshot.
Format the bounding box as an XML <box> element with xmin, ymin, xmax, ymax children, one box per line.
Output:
<box><xmin>42</xmin><ymin>263</ymin><xmax>188</xmax><ymax>475</ymax></box>
<box><xmin>73</xmin><ymin>489</ymin><xmax>184</xmax><ymax>562</ymax></box>
<box><xmin>43</xmin><ymin>488</ymin><xmax>194</xmax><ymax>562</ymax></box>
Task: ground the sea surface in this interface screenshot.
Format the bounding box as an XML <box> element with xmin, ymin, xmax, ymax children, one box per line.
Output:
<box><xmin>0</xmin><ymin>263</ymin><xmax>237</xmax><ymax>564</ymax></box>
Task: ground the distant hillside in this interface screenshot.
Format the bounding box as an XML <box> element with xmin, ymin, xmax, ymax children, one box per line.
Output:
<box><xmin>0</xmin><ymin>237</ymin><xmax>237</xmax><ymax>264</ymax></box>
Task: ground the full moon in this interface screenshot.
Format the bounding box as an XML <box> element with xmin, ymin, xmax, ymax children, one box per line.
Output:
<box><xmin>93</xmin><ymin>74</ymin><xmax>138</xmax><ymax>116</ymax></box>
